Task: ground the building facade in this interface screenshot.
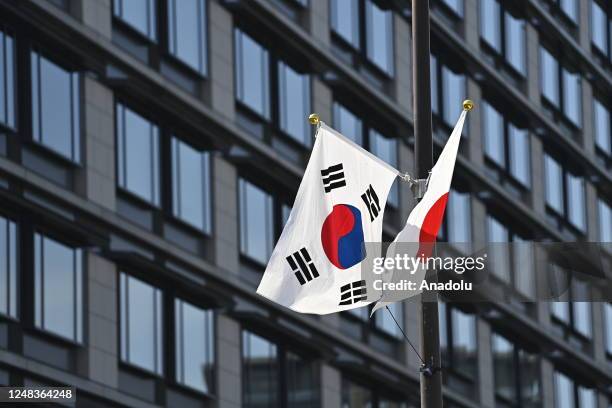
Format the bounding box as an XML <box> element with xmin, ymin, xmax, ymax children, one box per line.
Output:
<box><xmin>0</xmin><ymin>0</ymin><xmax>610</xmax><ymax>407</ymax></box>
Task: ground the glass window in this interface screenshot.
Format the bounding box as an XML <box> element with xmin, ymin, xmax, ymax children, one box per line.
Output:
<box><xmin>554</xmin><ymin>371</ymin><xmax>575</xmax><ymax>408</ymax></box>
<box><xmin>566</xmin><ymin>171</ymin><xmax>586</xmax><ymax>231</ymax></box>
<box><xmin>492</xmin><ymin>334</ymin><xmax>515</xmax><ymax>401</ymax></box>
<box><xmin>578</xmin><ymin>387</ymin><xmax>597</xmax><ymax>408</ymax></box>
<box><xmin>505</xmin><ymin>12</ymin><xmax>526</xmax><ymax>74</ymax></box>
<box><xmin>560</xmin><ymin>0</ymin><xmax>578</xmax><ymax>22</ymax></box>
<box><xmin>443</xmin><ymin>0</ymin><xmax>464</xmax><ymax>17</ymax></box>
<box><xmin>370</xmin><ymin>129</ymin><xmax>398</xmax><ymax>207</ymax></box>
<box><xmin>168</xmin><ymin>0</ymin><xmax>207</xmax><ymax>74</ymax></box>
<box><xmin>487</xmin><ymin>215</ymin><xmax>511</xmax><ymax>283</ymax></box>
<box><xmin>573</xmin><ymin>302</ymin><xmax>591</xmax><ymax>338</ymax></box>
<box><xmin>175</xmin><ymin>298</ymin><xmax>214</xmax><ymax>393</ymax></box>
<box><xmin>31</xmin><ymin>51</ymin><xmax>80</xmax><ymax>162</ymax></box>
<box><xmin>113</xmin><ymin>0</ymin><xmax>157</xmax><ymax>41</ymax></box>
<box><xmin>330</xmin><ymin>0</ymin><xmax>360</xmax><ymax>48</ymax></box>
<box><xmin>509</xmin><ymin>125</ymin><xmax>531</xmax><ymax>187</ymax></box>
<box><xmin>286</xmin><ymin>351</ymin><xmax>319</xmax><ymax>407</ymax></box>
<box><xmin>0</xmin><ymin>30</ymin><xmax>15</xmax><ymax>129</ymax></box>
<box><xmin>365</xmin><ymin>0</ymin><xmax>394</xmax><ymax>75</ymax></box>
<box><xmin>540</xmin><ymin>47</ymin><xmax>560</xmax><ymax>107</ymax></box>
<box><xmin>373</xmin><ymin>302</ymin><xmax>403</xmax><ymax>338</ymax></box>
<box><xmin>0</xmin><ymin>216</ymin><xmax>17</xmax><ymax>319</ymax></box>
<box><xmin>171</xmin><ymin>137</ymin><xmax>211</xmax><ymax>233</ymax></box>
<box><xmin>333</xmin><ymin>103</ymin><xmax>363</xmax><ymax>145</ymax></box>
<box><xmin>116</xmin><ymin>103</ymin><xmax>160</xmax><ymax>206</ymax></box>
<box><xmin>480</xmin><ymin>0</ymin><xmax>501</xmax><ymax>51</ymax></box>
<box><xmin>341</xmin><ymin>378</ymin><xmax>373</xmax><ymax>408</ymax></box>
<box><xmin>599</xmin><ymin>198</ymin><xmax>611</xmax><ymax>242</ymax></box>
<box><xmin>431</xmin><ymin>55</ymin><xmax>438</xmax><ymax>116</ymax></box>
<box><xmin>120</xmin><ymin>273</ymin><xmax>163</xmax><ymax>375</ymax></box>
<box><xmin>242</xmin><ymin>331</ymin><xmax>278</xmax><ymax>408</ymax></box>
<box><xmin>483</xmin><ymin>102</ymin><xmax>504</xmax><ymax>165</ymax></box>
<box><xmin>34</xmin><ymin>233</ymin><xmax>82</xmax><ymax>342</ymax></box>
<box><xmin>234</xmin><ymin>30</ymin><xmax>270</xmax><ymax>119</ymax></box>
<box><xmin>451</xmin><ymin>308</ymin><xmax>476</xmax><ymax>377</ymax></box>
<box><xmin>447</xmin><ymin>190</ymin><xmax>471</xmax><ymax>244</ymax></box>
<box><xmin>239</xmin><ymin>179</ymin><xmax>274</xmax><ymax>264</ymax></box>
<box><xmin>605</xmin><ymin>303</ymin><xmax>612</xmax><ymax>354</ymax></box>
<box><xmin>551</xmin><ymin>301</ymin><xmax>570</xmax><ymax>323</ymax></box>
<box><xmin>594</xmin><ymin>98</ymin><xmax>611</xmax><ymax>154</ymax></box>
<box><xmin>279</xmin><ymin>62</ymin><xmax>311</xmax><ymax>146</ymax></box>
<box><xmin>441</xmin><ymin>66</ymin><xmax>465</xmax><ymax>126</ymax></box>
<box><xmin>544</xmin><ymin>154</ymin><xmax>564</xmax><ymax>214</ymax></box>
<box><xmin>591</xmin><ymin>1</ymin><xmax>608</xmax><ymax>54</ymax></box>
<box><xmin>562</xmin><ymin>69</ymin><xmax>582</xmax><ymax>127</ymax></box>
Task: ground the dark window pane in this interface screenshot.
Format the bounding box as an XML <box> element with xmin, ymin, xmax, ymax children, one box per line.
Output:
<box><xmin>341</xmin><ymin>378</ymin><xmax>372</xmax><ymax>407</ymax></box>
<box><xmin>508</xmin><ymin>124</ymin><xmax>530</xmax><ymax>187</ymax></box>
<box><xmin>0</xmin><ymin>216</ymin><xmax>17</xmax><ymax>319</ymax></box>
<box><xmin>431</xmin><ymin>55</ymin><xmax>438</xmax><ymax>115</ymax></box>
<box><xmin>480</xmin><ymin>0</ymin><xmax>501</xmax><ymax>51</ymax></box>
<box><xmin>239</xmin><ymin>179</ymin><xmax>273</xmax><ymax>264</ymax></box>
<box><xmin>554</xmin><ymin>372</ymin><xmax>575</xmax><ymax>408</ymax></box>
<box><xmin>0</xmin><ymin>30</ymin><xmax>15</xmax><ymax>129</ymax></box>
<box><xmin>560</xmin><ymin>0</ymin><xmax>577</xmax><ymax>22</ymax></box>
<box><xmin>113</xmin><ymin>0</ymin><xmax>157</xmax><ymax>41</ymax></box>
<box><xmin>482</xmin><ymin>102</ymin><xmax>504</xmax><ymax>166</ymax></box>
<box><xmin>443</xmin><ymin>0</ymin><xmax>464</xmax><ymax>16</ymax></box>
<box><xmin>562</xmin><ymin>69</ymin><xmax>582</xmax><ymax>127</ymax></box>
<box><xmin>370</xmin><ymin>129</ymin><xmax>398</xmax><ymax>207</ymax></box>
<box><xmin>365</xmin><ymin>0</ymin><xmax>394</xmax><ymax>75</ymax></box>
<box><xmin>492</xmin><ymin>334</ymin><xmax>516</xmax><ymax>401</ymax></box>
<box><xmin>591</xmin><ymin>1</ymin><xmax>608</xmax><ymax>53</ymax></box>
<box><xmin>34</xmin><ymin>233</ymin><xmax>82</xmax><ymax>342</ymax></box>
<box><xmin>175</xmin><ymin>298</ymin><xmax>214</xmax><ymax>393</ymax></box>
<box><xmin>242</xmin><ymin>331</ymin><xmax>278</xmax><ymax>408</ymax></box>
<box><xmin>31</xmin><ymin>51</ymin><xmax>80</xmax><ymax>162</ymax></box>
<box><xmin>544</xmin><ymin>154</ymin><xmax>563</xmax><ymax>213</ymax></box>
<box><xmin>593</xmin><ymin>99</ymin><xmax>610</xmax><ymax>154</ymax></box>
<box><xmin>287</xmin><ymin>352</ymin><xmax>318</xmax><ymax>407</ymax></box>
<box><xmin>330</xmin><ymin>0</ymin><xmax>360</xmax><ymax>48</ymax></box>
<box><xmin>605</xmin><ymin>303</ymin><xmax>612</xmax><ymax>354</ymax></box>
<box><xmin>487</xmin><ymin>215</ymin><xmax>511</xmax><ymax>282</ymax></box>
<box><xmin>540</xmin><ymin>47</ymin><xmax>559</xmax><ymax>107</ymax></box>
<box><xmin>168</xmin><ymin>0</ymin><xmax>207</xmax><ymax>74</ymax></box>
<box><xmin>505</xmin><ymin>12</ymin><xmax>525</xmax><ymax>74</ymax></box>
<box><xmin>599</xmin><ymin>199</ymin><xmax>611</xmax><ymax>242</ymax></box>
<box><xmin>451</xmin><ymin>308</ymin><xmax>476</xmax><ymax>377</ymax></box>
<box><xmin>566</xmin><ymin>171</ymin><xmax>585</xmax><ymax>230</ymax></box>
<box><xmin>518</xmin><ymin>349</ymin><xmax>540</xmax><ymax>407</ymax></box>
<box><xmin>279</xmin><ymin>62</ymin><xmax>311</xmax><ymax>145</ymax></box>
<box><xmin>120</xmin><ymin>273</ymin><xmax>163</xmax><ymax>375</ymax></box>
<box><xmin>442</xmin><ymin>66</ymin><xmax>465</xmax><ymax>126</ymax></box>
<box><xmin>116</xmin><ymin>104</ymin><xmax>160</xmax><ymax>206</ymax></box>
<box><xmin>333</xmin><ymin>103</ymin><xmax>363</xmax><ymax>145</ymax></box>
<box><xmin>171</xmin><ymin>137</ymin><xmax>211</xmax><ymax>232</ymax></box>
<box><xmin>234</xmin><ymin>30</ymin><xmax>270</xmax><ymax>119</ymax></box>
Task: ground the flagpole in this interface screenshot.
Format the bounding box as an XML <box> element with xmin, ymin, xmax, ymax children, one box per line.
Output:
<box><xmin>412</xmin><ymin>1</ymin><xmax>443</xmax><ymax>407</ymax></box>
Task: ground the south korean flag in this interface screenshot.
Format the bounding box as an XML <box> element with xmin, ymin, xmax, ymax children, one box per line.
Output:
<box><xmin>256</xmin><ymin>123</ymin><xmax>399</xmax><ymax>315</ymax></box>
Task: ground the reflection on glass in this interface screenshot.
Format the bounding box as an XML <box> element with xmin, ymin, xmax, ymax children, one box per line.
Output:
<box><xmin>562</xmin><ymin>69</ymin><xmax>582</xmax><ymax>127</ymax></box>
<box><xmin>175</xmin><ymin>298</ymin><xmax>214</xmax><ymax>393</ymax></box>
<box><xmin>604</xmin><ymin>303</ymin><xmax>612</xmax><ymax>354</ymax></box>
<box><xmin>591</xmin><ymin>1</ymin><xmax>608</xmax><ymax>54</ymax></box>
<box><xmin>509</xmin><ymin>125</ymin><xmax>530</xmax><ymax>187</ymax></box>
<box><xmin>116</xmin><ymin>104</ymin><xmax>160</xmax><ymax>206</ymax></box>
<box><xmin>370</xmin><ymin>129</ymin><xmax>398</xmax><ymax>207</ymax></box>
<box><xmin>330</xmin><ymin>0</ymin><xmax>360</xmax><ymax>48</ymax></box>
<box><xmin>442</xmin><ymin>66</ymin><xmax>465</xmax><ymax>126</ymax></box>
<box><xmin>544</xmin><ymin>154</ymin><xmax>563</xmax><ymax>214</ymax></box>
<box><xmin>235</xmin><ymin>30</ymin><xmax>270</xmax><ymax>119</ymax></box>
<box><xmin>0</xmin><ymin>216</ymin><xmax>17</xmax><ymax>319</ymax></box>
<box><xmin>279</xmin><ymin>62</ymin><xmax>311</xmax><ymax>146</ymax></box>
<box><xmin>239</xmin><ymin>179</ymin><xmax>274</xmax><ymax>264</ymax></box>
<box><xmin>447</xmin><ymin>190</ymin><xmax>471</xmax><ymax>245</ymax></box>
<box><xmin>172</xmin><ymin>137</ymin><xmax>211</xmax><ymax>232</ymax></box>
<box><xmin>168</xmin><ymin>0</ymin><xmax>206</xmax><ymax>74</ymax></box>
<box><xmin>560</xmin><ymin>0</ymin><xmax>577</xmax><ymax>22</ymax></box>
<box><xmin>374</xmin><ymin>302</ymin><xmax>403</xmax><ymax>338</ymax></box>
<box><xmin>34</xmin><ymin>233</ymin><xmax>82</xmax><ymax>342</ymax></box>
<box><xmin>120</xmin><ymin>273</ymin><xmax>163</xmax><ymax>374</ymax></box>
<box><xmin>505</xmin><ymin>12</ymin><xmax>525</xmax><ymax>74</ymax></box>
<box><xmin>540</xmin><ymin>47</ymin><xmax>559</xmax><ymax>106</ymax></box>
<box><xmin>113</xmin><ymin>0</ymin><xmax>157</xmax><ymax>41</ymax></box>
<box><xmin>365</xmin><ymin>0</ymin><xmax>394</xmax><ymax>75</ymax></box>
<box><xmin>554</xmin><ymin>371</ymin><xmax>575</xmax><ymax>408</ymax></box>
<box><xmin>593</xmin><ymin>99</ymin><xmax>610</xmax><ymax>153</ymax></box>
<box><xmin>566</xmin><ymin>171</ymin><xmax>585</xmax><ymax>231</ymax></box>
<box><xmin>451</xmin><ymin>308</ymin><xmax>476</xmax><ymax>378</ymax></box>
<box><xmin>341</xmin><ymin>378</ymin><xmax>372</xmax><ymax>408</ymax></box>
<box><xmin>443</xmin><ymin>0</ymin><xmax>464</xmax><ymax>17</ymax></box>
<box><xmin>31</xmin><ymin>51</ymin><xmax>80</xmax><ymax>162</ymax></box>
<box><xmin>487</xmin><ymin>215</ymin><xmax>510</xmax><ymax>283</ymax></box>
<box><xmin>483</xmin><ymin>102</ymin><xmax>504</xmax><ymax>166</ymax></box>
<box><xmin>287</xmin><ymin>352</ymin><xmax>318</xmax><ymax>408</ymax></box>
<box><xmin>519</xmin><ymin>348</ymin><xmax>540</xmax><ymax>407</ymax></box>
<box><xmin>480</xmin><ymin>0</ymin><xmax>501</xmax><ymax>51</ymax></box>
<box><xmin>333</xmin><ymin>103</ymin><xmax>363</xmax><ymax>146</ymax></box>
<box><xmin>0</xmin><ymin>30</ymin><xmax>15</xmax><ymax>128</ymax></box>
<box><xmin>492</xmin><ymin>334</ymin><xmax>515</xmax><ymax>401</ymax></box>
<box><xmin>598</xmin><ymin>199</ymin><xmax>611</xmax><ymax>242</ymax></box>
<box><xmin>242</xmin><ymin>331</ymin><xmax>278</xmax><ymax>408</ymax></box>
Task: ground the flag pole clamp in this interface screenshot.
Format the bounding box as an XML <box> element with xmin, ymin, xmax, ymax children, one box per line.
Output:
<box><xmin>399</xmin><ymin>171</ymin><xmax>431</xmax><ymax>200</ymax></box>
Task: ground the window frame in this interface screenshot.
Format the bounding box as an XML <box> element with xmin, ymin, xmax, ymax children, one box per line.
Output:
<box><xmin>166</xmin><ymin>0</ymin><xmax>208</xmax><ymax>76</ymax></box>
<box><xmin>590</xmin><ymin>0</ymin><xmax>611</xmax><ymax>60</ymax></box>
<box><xmin>554</xmin><ymin>370</ymin><xmax>598</xmax><ymax>408</ymax></box>
<box><xmin>112</xmin><ymin>0</ymin><xmax>158</xmax><ymax>42</ymax></box>
<box><xmin>0</xmin><ymin>27</ymin><xmax>16</xmax><ymax>131</ymax></box>
<box><xmin>549</xmin><ymin>274</ymin><xmax>593</xmax><ymax>342</ymax></box>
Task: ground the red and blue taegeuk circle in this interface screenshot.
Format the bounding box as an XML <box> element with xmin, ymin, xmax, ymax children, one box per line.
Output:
<box><xmin>321</xmin><ymin>204</ymin><xmax>366</xmax><ymax>269</ymax></box>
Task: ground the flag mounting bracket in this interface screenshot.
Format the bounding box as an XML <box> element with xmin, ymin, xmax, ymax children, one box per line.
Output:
<box><xmin>399</xmin><ymin>171</ymin><xmax>431</xmax><ymax>200</ymax></box>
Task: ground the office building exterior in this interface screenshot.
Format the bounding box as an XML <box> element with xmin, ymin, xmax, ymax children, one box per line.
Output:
<box><xmin>0</xmin><ymin>0</ymin><xmax>610</xmax><ymax>406</ymax></box>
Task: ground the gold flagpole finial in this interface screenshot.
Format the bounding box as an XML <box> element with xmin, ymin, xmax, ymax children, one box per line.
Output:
<box><xmin>463</xmin><ymin>99</ymin><xmax>474</xmax><ymax>111</ymax></box>
<box><xmin>308</xmin><ymin>113</ymin><xmax>320</xmax><ymax>125</ymax></box>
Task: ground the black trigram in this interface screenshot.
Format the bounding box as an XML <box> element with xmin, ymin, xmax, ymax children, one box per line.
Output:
<box><xmin>339</xmin><ymin>280</ymin><xmax>367</xmax><ymax>305</ymax></box>
<box><xmin>286</xmin><ymin>248</ymin><xmax>320</xmax><ymax>285</ymax></box>
<box><xmin>361</xmin><ymin>184</ymin><xmax>381</xmax><ymax>221</ymax></box>
<box><xmin>321</xmin><ymin>163</ymin><xmax>346</xmax><ymax>193</ymax></box>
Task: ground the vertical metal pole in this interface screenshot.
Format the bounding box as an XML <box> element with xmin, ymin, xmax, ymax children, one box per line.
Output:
<box><xmin>412</xmin><ymin>1</ymin><xmax>443</xmax><ymax>407</ymax></box>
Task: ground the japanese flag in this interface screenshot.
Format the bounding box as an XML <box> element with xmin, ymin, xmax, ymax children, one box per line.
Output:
<box><xmin>373</xmin><ymin>109</ymin><xmax>468</xmax><ymax>312</ymax></box>
<box><xmin>256</xmin><ymin>123</ymin><xmax>399</xmax><ymax>314</ymax></box>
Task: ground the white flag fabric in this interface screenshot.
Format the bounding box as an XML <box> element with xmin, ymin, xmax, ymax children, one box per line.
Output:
<box><xmin>373</xmin><ymin>109</ymin><xmax>468</xmax><ymax>312</ymax></box>
<box><xmin>257</xmin><ymin>123</ymin><xmax>399</xmax><ymax>314</ymax></box>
